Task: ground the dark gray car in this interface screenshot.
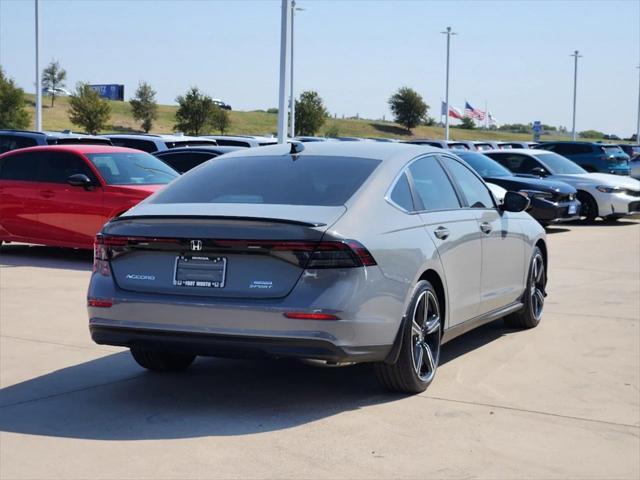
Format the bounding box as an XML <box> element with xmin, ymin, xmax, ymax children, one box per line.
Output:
<box><xmin>88</xmin><ymin>142</ymin><xmax>547</xmax><ymax>393</ymax></box>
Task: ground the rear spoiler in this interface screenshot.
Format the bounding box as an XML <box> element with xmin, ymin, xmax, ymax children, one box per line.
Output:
<box><xmin>110</xmin><ymin>215</ymin><xmax>327</xmax><ymax>228</ymax></box>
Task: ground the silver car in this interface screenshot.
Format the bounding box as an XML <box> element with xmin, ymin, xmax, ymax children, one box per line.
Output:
<box><xmin>88</xmin><ymin>142</ymin><xmax>547</xmax><ymax>393</ymax></box>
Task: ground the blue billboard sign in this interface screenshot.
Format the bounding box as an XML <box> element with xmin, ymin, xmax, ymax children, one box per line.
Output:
<box><xmin>89</xmin><ymin>84</ymin><xmax>124</xmax><ymax>101</ymax></box>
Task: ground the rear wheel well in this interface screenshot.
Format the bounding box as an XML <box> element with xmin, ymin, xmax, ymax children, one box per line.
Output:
<box><xmin>535</xmin><ymin>239</ymin><xmax>548</xmax><ymax>272</ymax></box>
<box><xmin>419</xmin><ymin>270</ymin><xmax>446</xmax><ymax>328</ymax></box>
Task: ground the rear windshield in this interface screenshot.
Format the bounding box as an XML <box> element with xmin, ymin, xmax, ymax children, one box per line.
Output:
<box><xmin>150</xmin><ymin>155</ymin><xmax>381</xmax><ymax>206</ymax></box>
<box><xmin>86</xmin><ymin>152</ymin><xmax>178</xmax><ymax>185</ymax></box>
<box><xmin>50</xmin><ymin>138</ymin><xmax>112</xmax><ymax>146</ymax></box>
<box><xmin>601</xmin><ymin>145</ymin><xmax>625</xmax><ymax>155</ymax></box>
<box><xmin>166</xmin><ymin>141</ymin><xmax>218</xmax><ymax>149</ymax></box>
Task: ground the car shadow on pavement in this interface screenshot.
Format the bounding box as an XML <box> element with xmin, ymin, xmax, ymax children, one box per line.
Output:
<box><xmin>0</xmin><ymin>320</ymin><xmax>513</xmax><ymax>441</ymax></box>
<box><xmin>0</xmin><ymin>244</ymin><xmax>92</xmax><ymax>271</ymax></box>
<box><xmin>564</xmin><ymin>219</ymin><xmax>639</xmax><ymax>227</ymax></box>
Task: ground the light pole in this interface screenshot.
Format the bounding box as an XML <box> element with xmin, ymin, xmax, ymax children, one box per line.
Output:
<box><xmin>277</xmin><ymin>0</ymin><xmax>292</xmax><ymax>143</ymax></box>
<box><xmin>34</xmin><ymin>0</ymin><xmax>42</xmax><ymax>131</ymax></box>
<box><xmin>289</xmin><ymin>1</ymin><xmax>304</xmax><ymax>139</ymax></box>
<box><xmin>441</xmin><ymin>26</ymin><xmax>456</xmax><ymax>141</ymax></box>
<box><xmin>636</xmin><ymin>65</ymin><xmax>640</xmax><ymax>143</ymax></box>
<box><xmin>570</xmin><ymin>50</ymin><xmax>582</xmax><ymax>141</ymax></box>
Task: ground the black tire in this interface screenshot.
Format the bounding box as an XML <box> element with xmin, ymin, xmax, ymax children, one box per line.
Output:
<box><xmin>577</xmin><ymin>191</ymin><xmax>598</xmax><ymax>222</ymax></box>
<box><xmin>130</xmin><ymin>347</ymin><xmax>196</xmax><ymax>372</ymax></box>
<box><xmin>374</xmin><ymin>280</ymin><xmax>442</xmax><ymax>394</ymax></box>
<box><xmin>504</xmin><ymin>246</ymin><xmax>546</xmax><ymax>329</ymax></box>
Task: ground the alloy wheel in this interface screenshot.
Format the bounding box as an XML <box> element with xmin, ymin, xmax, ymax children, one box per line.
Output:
<box><xmin>530</xmin><ymin>253</ymin><xmax>545</xmax><ymax>321</ymax></box>
<box><xmin>410</xmin><ymin>290</ymin><xmax>441</xmax><ymax>383</ymax></box>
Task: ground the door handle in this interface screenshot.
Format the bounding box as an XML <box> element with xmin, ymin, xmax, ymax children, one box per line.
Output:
<box><xmin>480</xmin><ymin>222</ymin><xmax>492</xmax><ymax>234</ymax></box>
<box><xmin>434</xmin><ymin>226</ymin><xmax>450</xmax><ymax>240</ymax></box>
<box><xmin>40</xmin><ymin>190</ymin><xmax>55</xmax><ymax>198</ymax></box>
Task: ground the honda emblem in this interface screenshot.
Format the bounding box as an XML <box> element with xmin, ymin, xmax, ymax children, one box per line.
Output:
<box><xmin>190</xmin><ymin>240</ymin><xmax>203</xmax><ymax>251</ymax></box>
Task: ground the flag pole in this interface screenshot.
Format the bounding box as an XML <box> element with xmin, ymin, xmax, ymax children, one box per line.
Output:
<box><xmin>484</xmin><ymin>100</ymin><xmax>488</xmax><ymax>129</ymax></box>
<box><xmin>277</xmin><ymin>0</ymin><xmax>292</xmax><ymax>143</ymax></box>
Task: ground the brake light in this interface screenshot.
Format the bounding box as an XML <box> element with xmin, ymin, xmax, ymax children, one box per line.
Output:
<box><xmin>283</xmin><ymin>312</ymin><xmax>340</xmax><ymax>320</ymax></box>
<box><xmin>93</xmin><ymin>234</ymin><xmax>180</xmax><ymax>276</ymax></box>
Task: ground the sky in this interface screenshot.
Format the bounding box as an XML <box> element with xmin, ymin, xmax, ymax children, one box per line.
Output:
<box><xmin>1</xmin><ymin>0</ymin><xmax>639</xmax><ymax>136</ymax></box>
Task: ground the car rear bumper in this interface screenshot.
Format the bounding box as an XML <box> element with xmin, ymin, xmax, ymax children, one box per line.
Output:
<box><xmin>89</xmin><ymin>323</ymin><xmax>390</xmax><ymax>363</ymax></box>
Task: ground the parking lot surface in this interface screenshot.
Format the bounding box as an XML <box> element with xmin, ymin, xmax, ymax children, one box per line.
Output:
<box><xmin>1</xmin><ymin>221</ymin><xmax>639</xmax><ymax>479</ymax></box>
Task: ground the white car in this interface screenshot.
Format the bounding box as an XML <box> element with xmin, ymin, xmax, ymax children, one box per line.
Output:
<box><xmin>43</xmin><ymin>87</ymin><xmax>71</xmax><ymax>96</ymax></box>
<box><xmin>485</xmin><ymin>149</ymin><xmax>640</xmax><ymax>221</ymax></box>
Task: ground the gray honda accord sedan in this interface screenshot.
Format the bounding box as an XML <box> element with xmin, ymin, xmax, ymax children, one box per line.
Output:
<box><xmin>88</xmin><ymin>142</ymin><xmax>547</xmax><ymax>393</ymax></box>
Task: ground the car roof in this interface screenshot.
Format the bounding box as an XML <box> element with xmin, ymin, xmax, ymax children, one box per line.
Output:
<box><xmin>104</xmin><ymin>133</ymin><xmax>214</xmax><ymax>142</ymax></box>
<box><xmin>0</xmin><ymin>129</ymin><xmax>104</xmax><ymax>140</ymax></box>
<box><xmin>153</xmin><ymin>146</ymin><xmax>242</xmax><ymax>155</ymax></box>
<box><xmin>0</xmin><ymin>144</ymin><xmax>146</xmax><ymax>157</ymax></box>
<box><xmin>215</xmin><ymin>140</ymin><xmax>442</xmax><ymax>165</ymax></box>
<box><xmin>482</xmin><ymin>148</ymin><xmax>545</xmax><ymax>154</ymax></box>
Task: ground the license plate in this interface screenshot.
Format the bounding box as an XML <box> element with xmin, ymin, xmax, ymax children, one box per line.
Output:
<box><xmin>568</xmin><ymin>205</ymin><xmax>577</xmax><ymax>215</ymax></box>
<box><xmin>173</xmin><ymin>255</ymin><xmax>226</xmax><ymax>288</ymax></box>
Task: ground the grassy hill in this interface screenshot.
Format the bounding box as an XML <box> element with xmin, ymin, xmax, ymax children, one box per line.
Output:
<box><xmin>25</xmin><ymin>94</ymin><xmax>578</xmax><ymax>142</ymax></box>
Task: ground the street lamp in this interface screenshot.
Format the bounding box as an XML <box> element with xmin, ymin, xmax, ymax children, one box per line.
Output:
<box><xmin>34</xmin><ymin>0</ymin><xmax>42</xmax><ymax>131</ymax></box>
<box><xmin>277</xmin><ymin>0</ymin><xmax>292</xmax><ymax>143</ymax></box>
<box><xmin>289</xmin><ymin>1</ymin><xmax>304</xmax><ymax>139</ymax></box>
<box><xmin>441</xmin><ymin>26</ymin><xmax>457</xmax><ymax>141</ymax></box>
<box><xmin>570</xmin><ymin>50</ymin><xmax>582</xmax><ymax>141</ymax></box>
<box><xmin>636</xmin><ymin>65</ymin><xmax>639</xmax><ymax>143</ymax></box>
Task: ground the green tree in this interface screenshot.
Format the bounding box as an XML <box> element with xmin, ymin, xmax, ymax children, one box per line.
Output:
<box><xmin>174</xmin><ymin>87</ymin><xmax>218</xmax><ymax>135</ymax></box>
<box><xmin>211</xmin><ymin>106</ymin><xmax>231</xmax><ymax>134</ymax></box>
<box><xmin>579</xmin><ymin>129</ymin><xmax>605</xmax><ymax>139</ymax></box>
<box><xmin>68</xmin><ymin>83</ymin><xmax>111</xmax><ymax>134</ymax></box>
<box><xmin>130</xmin><ymin>81</ymin><xmax>158</xmax><ymax>133</ymax></box>
<box><xmin>459</xmin><ymin>117</ymin><xmax>476</xmax><ymax>130</ymax></box>
<box><xmin>0</xmin><ymin>67</ymin><xmax>30</xmax><ymax>129</ymax></box>
<box><xmin>388</xmin><ymin>87</ymin><xmax>428</xmax><ymax>132</ymax></box>
<box><xmin>294</xmin><ymin>90</ymin><xmax>328</xmax><ymax>136</ymax></box>
<box><xmin>41</xmin><ymin>60</ymin><xmax>67</xmax><ymax>107</ymax></box>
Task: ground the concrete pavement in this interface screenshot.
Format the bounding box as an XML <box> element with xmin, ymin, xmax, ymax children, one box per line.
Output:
<box><xmin>1</xmin><ymin>221</ymin><xmax>638</xmax><ymax>479</ymax></box>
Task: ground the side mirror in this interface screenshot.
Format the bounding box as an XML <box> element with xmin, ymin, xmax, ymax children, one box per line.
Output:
<box><xmin>501</xmin><ymin>191</ymin><xmax>530</xmax><ymax>213</ymax></box>
<box><xmin>67</xmin><ymin>173</ymin><xmax>94</xmax><ymax>189</ymax></box>
<box><xmin>530</xmin><ymin>167</ymin><xmax>548</xmax><ymax>177</ymax></box>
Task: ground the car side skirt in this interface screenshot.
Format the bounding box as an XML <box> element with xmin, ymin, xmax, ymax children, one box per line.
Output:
<box><xmin>441</xmin><ymin>301</ymin><xmax>524</xmax><ymax>344</ymax></box>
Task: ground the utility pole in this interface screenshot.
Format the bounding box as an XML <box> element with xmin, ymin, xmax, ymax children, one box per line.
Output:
<box><xmin>277</xmin><ymin>0</ymin><xmax>292</xmax><ymax>143</ymax></box>
<box><xmin>35</xmin><ymin>0</ymin><xmax>42</xmax><ymax>131</ymax></box>
<box><xmin>636</xmin><ymin>65</ymin><xmax>640</xmax><ymax>143</ymax></box>
<box><xmin>441</xmin><ymin>27</ymin><xmax>457</xmax><ymax>141</ymax></box>
<box><xmin>570</xmin><ymin>50</ymin><xmax>582</xmax><ymax>141</ymax></box>
<box><xmin>289</xmin><ymin>1</ymin><xmax>304</xmax><ymax>139</ymax></box>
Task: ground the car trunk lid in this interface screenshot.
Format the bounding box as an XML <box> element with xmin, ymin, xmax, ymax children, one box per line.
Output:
<box><xmin>101</xmin><ymin>204</ymin><xmax>347</xmax><ymax>299</ymax></box>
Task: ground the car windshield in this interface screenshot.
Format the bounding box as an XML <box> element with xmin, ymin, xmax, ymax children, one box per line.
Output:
<box><xmin>150</xmin><ymin>155</ymin><xmax>381</xmax><ymax>206</ymax></box>
<box><xmin>86</xmin><ymin>152</ymin><xmax>178</xmax><ymax>185</ymax></box>
<box><xmin>456</xmin><ymin>152</ymin><xmax>513</xmax><ymax>177</ymax></box>
<box><xmin>532</xmin><ymin>152</ymin><xmax>587</xmax><ymax>174</ymax></box>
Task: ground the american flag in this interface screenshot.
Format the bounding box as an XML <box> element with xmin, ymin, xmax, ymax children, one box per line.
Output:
<box><xmin>464</xmin><ymin>102</ymin><xmax>485</xmax><ymax>121</ymax></box>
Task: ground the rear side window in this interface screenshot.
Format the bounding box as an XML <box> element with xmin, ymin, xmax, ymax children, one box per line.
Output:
<box><xmin>408</xmin><ymin>156</ymin><xmax>460</xmax><ymax>211</ymax></box>
<box><xmin>40</xmin><ymin>152</ymin><xmax>97</xmax><ymax>183</ymax></box>
<box><xmin>0</xmin><ymin>152</ymin><xmax>42</xmax><ymax>181</ymax></box>
<box><xmin>215</xmin><ymin>139</ymin><xmax>251</xmax><ymax>147</ymax></box>
<box><xmin>442</xmin><ymin>157</ymin><xmax>494</xmax><ymax>209</ymax></box>
<box><xmin>109</xmin><ymin>138</ymin><xmax>158</xmax><ymax>153</ymax></box>
<box><xmin>487</xmin><ymin>153</ymin><xmax>540</xmax><ymax>174</ymax></box>
<box><xmin>157</xmin><ymin>152</ymin><xmax>218</xmax><ymax>173</ymax></box>
<box><xmin>389</xmin><ymin>172</ymin><xmax>414</xmax><ymax>211</ymax></box>
<box><xmin>52</xmin><ymin>138</ymin><xmax>112</xmax><ymax>146</ymax></box>
<box><xmin>0</xmin><ymin>135</ymin><xmax>39</xmax><ymax>153</ymax></box>
<box><xmin>151</xmin><ymin>155</ymin><xmax>381</xmax><ymax>206</ymax></box>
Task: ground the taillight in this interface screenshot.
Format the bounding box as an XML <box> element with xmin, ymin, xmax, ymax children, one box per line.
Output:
<box><xmin>306</xmin><ymin>240</ymin><xmax>377</xmax><ymax>268</ymax></box>
<box><xmin>93</xmin><ymin>234</ymin><xmax>180</xmax><ymax>275</ymax></box>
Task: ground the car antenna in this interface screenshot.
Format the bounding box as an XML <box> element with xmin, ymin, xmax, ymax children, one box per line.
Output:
<box><xmin>289</xmin><ymin>141</ymin><xmax>304</xmax><ymax>156</ymax></box>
